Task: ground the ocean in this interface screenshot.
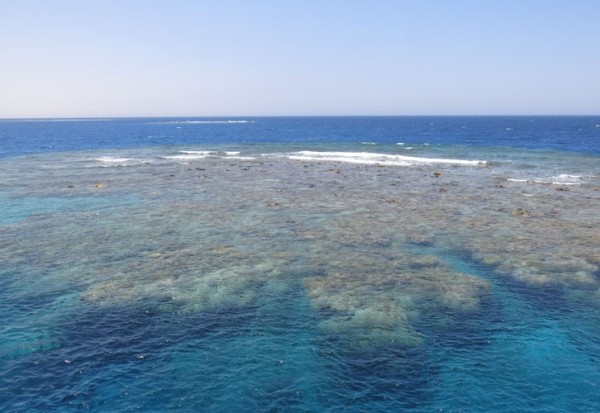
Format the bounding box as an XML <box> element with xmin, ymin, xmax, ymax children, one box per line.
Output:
<box><xmin>1</xmin><ymin>116</ymin><xmax>599</xmax><ymax>412</ymax></box>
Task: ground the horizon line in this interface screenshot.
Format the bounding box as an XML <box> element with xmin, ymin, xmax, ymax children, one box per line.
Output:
<box><xmin>1</xmin><ymin>114</ymin><xmax>599</xmax><ymax>121</ymax></box>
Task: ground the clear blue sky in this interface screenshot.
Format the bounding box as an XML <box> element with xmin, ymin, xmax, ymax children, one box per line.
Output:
<box><xmin>1</xmin><ymin>0</ymin><xmax>599</xmax><ymax>117</ymax></box>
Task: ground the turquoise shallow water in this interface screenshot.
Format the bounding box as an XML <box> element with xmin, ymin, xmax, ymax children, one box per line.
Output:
<box><xmin>1</xmin><ymin>117</ymin><xmax>600</xmax><ymax>411</ymax></box>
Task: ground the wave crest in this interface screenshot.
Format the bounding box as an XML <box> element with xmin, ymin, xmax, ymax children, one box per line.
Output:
<box><xmin>287</xmin><ymin>151</ymin><xmax>486</xmax><ymax>166</ymax></box>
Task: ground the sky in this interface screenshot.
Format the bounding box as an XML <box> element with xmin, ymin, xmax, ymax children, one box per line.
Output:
<box><xmin>1</xmin><ymin>0</ymin><xmax>599</xmax><ymax>117</ymax></box>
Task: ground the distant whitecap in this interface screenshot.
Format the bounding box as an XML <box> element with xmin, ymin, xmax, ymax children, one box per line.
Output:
<box><xmin>150</xmin><ymin>120</ymin><xmax>254</xmax><ymax>125</ymax></box>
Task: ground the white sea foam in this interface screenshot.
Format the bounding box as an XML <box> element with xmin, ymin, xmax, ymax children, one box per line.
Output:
<box><xmin>163</xmin><ymin>155</ymin><xmax>203</xmax><ymax>160</ymax></box>
<box><xmin>361</xmin><ymin>142</ymin><xmax>377</xmax><ymax>145</ymax></box>
<box><xmin>151</xmin><ymin>120</ymin><xmax>254</xmax><ymax>125</ymax></box>
<box><xmin>179</xmin><ymin>151</ymin><xmax>219</xmax><ymax>155</ymax></box>
<box><xmin>95</xmin><ymin>156</ymin><xmax>136</xmax><ymax>163</ymax></box>
<box><xmin>224</xmin><ymin>156</ymin><xmax>256</xmax><ymax>160</ymax></box>
<box><xmin>178</xmin><ymin>150</ymin><xmax>242</xmax><ymax>156</ymax></box>
<box><xmin>163</xmin><ymin>150</ymin><xmax>251</xmax><ymax>161</ymax></box>
<box><xmin>507</xmin><ymin>174</ymin><xmax>583</xmax><ymax>186</ymax></box>
<box><xmin>551</xmin><ymin>174</ymin><xmax>582</xmax><ymax>185</ymax></box>
<box><xmin>286</xmin><ymin>151</ymin><xmax>486</xmax><ymax>167</ymax></box>
<box><xmin>396</xmin><ymin>143</ymin><xmax>405</xmax><ymax>145</ymax></box>
<box><xmin>551</xmin><ymin>181</ymin><xmax>580</xmax><ymax>186</ymax></box>
<box><xmin>163</xmin><ymin>153</ymin><xmax>211</xmax><ymax>160</ymax></box>
<box><xmin>93</xmin><ymin>156</ymin><xmax>151</xmax><ymax>166</ymax></box>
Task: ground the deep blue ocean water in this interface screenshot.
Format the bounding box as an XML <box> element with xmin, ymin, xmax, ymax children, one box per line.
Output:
<box><xmin>1</xmin><ymin>117</ymin><xmax>599</xmax><ymax>412</ymax></box>
<box><xmin>2</xmin><ymin>116</ymin><xmax>600</xmax><ymax>159</ymax></box>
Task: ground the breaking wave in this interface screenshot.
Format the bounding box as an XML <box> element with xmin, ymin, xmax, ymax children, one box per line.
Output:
<box><xmin>286</xmin><ymin>151</ymin><xmax>487</xmax><ymax>166</ymax></box>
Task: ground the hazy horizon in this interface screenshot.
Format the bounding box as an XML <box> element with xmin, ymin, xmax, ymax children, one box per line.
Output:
<box><xmin>2</xmin><ymin>0</ymin><xmax>599</xmax><ymax>118</ymax></box>
<box><xmin>2</xmin><ymin>114</ymin><xmax>600</xmax><ymax>121</ymax></box>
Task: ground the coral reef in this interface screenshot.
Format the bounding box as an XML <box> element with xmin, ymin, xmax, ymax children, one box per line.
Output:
<box><xmin>1</xmin><ymin>149</ymin><xmax>599</xmax><ymax>350</ymax></box>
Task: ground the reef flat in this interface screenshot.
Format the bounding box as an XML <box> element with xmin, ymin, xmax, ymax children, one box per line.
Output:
<box><xmin>2</xmin><ymin>150</ymin><xmax>599</xmax><ymax>344</ymax></box>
